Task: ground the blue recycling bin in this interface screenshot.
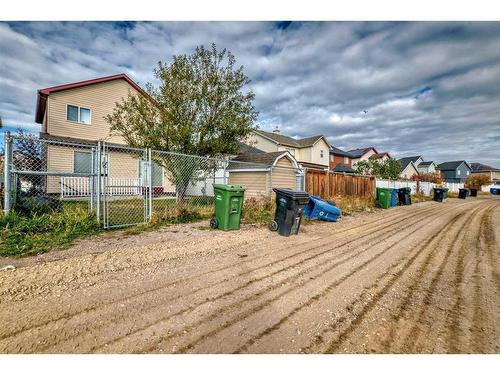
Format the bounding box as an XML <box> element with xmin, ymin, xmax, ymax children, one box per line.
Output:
<box><xmin>390</xmin><ymin>188</ymin><xmax>398</xmax><ymax>207</ymax></box>
<box><xmin>303</xmin><ymin>195</ymin><xmax>342</xmax><ymax>222</ymax></box>
<box><xmin>491</xmin><ymin>188</ymin><xmax>499</xmax><ymax>195</ymax></box>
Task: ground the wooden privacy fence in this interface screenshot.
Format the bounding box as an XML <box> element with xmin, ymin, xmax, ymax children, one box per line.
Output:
<box><xmin>305</xmin><ymin>170</ymin><xmax>375</xmax><ymax>198</ymax></box>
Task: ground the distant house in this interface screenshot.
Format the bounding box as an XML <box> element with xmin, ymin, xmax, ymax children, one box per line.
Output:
<box><xmin>329</xmin><ymin>146</ymin><xmax>353</xmax><ymax>169</ymax></box>
<box><xmin>397</xmin><ymin>157</ymin><xmax>420</xmax><ymax>179</ymax></box>
<box><xmin>417</xmin><ymin>161</ymin><xmax>437</xmax><ymax>174</ymax></box>
<box><xmin>470</xmin><ymin>162</ymin><xmax>500</xmax><ymax>182</ymax></box>
<box><xmin>437</xmin><ymin>161</ymin><xmax>472</xmax><ymax>183</ymax></box>
<box><xmin>369</xmin><ymin>152</ymin><xmax>392</xmax><ymax>162</ymax></box>
<box><xmin>332</xmin><ymin>163</ymin><xmax>356</xmax><ymax>174</ymax></box>
<box><xmin>247</xmin><ymin>129</ymin><xmax>330</xmax><ymax>170</ymax></box>
<box><xmin>347</xmin><ymin>147</ymin><xmax>378</xmax><ymax>166</ymax></box>
<box><xmin>227</xmin><ymin>151</ymin><xmax>300</xmax><ymax>198</ymax></box>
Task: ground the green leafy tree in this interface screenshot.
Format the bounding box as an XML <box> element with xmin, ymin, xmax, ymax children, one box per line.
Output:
<box><xmin>355</xmin><ymin>158</ymin><xmax>401</xmax><ymax>180</ymax></box>
<box><xmin>106</xmin><ymin>44</ymin><xmax>258</xmax><ymax>199</ymax></box>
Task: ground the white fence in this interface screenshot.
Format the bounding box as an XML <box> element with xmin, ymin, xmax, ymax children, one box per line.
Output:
<box><xmin>61</xmin><ymin>177</ymin><xmax>142</xmax><ymax>198</ymax></box>
<box><xmin>376</xmin><ymin>179</ymin><xmax>464</xmax><ymax>196</ymax></box>
<box><xmin>481</xmin><ymin>183</ymin><xmax>500</xmax><ymax>192</ymax></box>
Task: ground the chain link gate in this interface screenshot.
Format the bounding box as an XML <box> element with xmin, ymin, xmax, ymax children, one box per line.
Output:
<box><xmin>100</xmin><ymin>142</ymin><xmax>152</xmax><ymax>229</ymax></box>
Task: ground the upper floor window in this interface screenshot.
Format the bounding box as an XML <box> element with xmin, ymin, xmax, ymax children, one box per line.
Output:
<box><xmin>457</xmin><ymin>170</ymin><xmax>461</xmax><ymax>175</ymax></box>
<box><xmin>344</xmin><ymin>156</ymin><xmax>349</xmax><ymax>164</ymax></box>
<box><xmin>320</xmin><ymin>149</ymin><xmax>324</xmax><ymax>158</ymax></box>
<box><xmin>67</xmin><ymin>104</ymin><xmax>91</xmax><ymax>124</ymax></box>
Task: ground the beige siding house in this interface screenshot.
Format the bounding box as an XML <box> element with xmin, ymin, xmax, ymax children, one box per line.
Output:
<box><xmin>347</xmin><ymin>147</ymin><xmax>379</xmax><ymax>167</ymax></box>
<box><xmin>35</xmin><ymin>74</ymin><xmax>175</xmax><ymax>194</ymax></box>
<box><xmin>228</xmin><ymin>151</ymin><xmax>300</xmax><ymax>199</ymax></box>
<box><xmin>247</xmin><ymin>129</ymin><xmax>330</xmax><ymax>170</ymax></box>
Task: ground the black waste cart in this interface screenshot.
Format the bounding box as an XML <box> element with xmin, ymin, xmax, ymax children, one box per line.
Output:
<box><xmin>269</xmin><ymin>188</ymin><xmax>310</xmax><ymax>236</ymax></box>
<box><xmin>458</xmin><ymin>188</ymin><xmax>468</xmax><ymax>199</ymax></box>
<box><xmin>469</xmin><ymin>188</ymin><xmax>478</xmax><ymax>197</ymax></box>
<box><xmin>433</xmin><ymin>188</ymin><xmax>445</xmax><ymax>202</ymax></box>
<box><xmin>397</xmin><ymin>187</ymin><xmax>412</xmax><ymax>205</ymax></box>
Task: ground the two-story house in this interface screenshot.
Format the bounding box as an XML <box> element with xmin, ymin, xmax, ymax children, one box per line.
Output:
<box><xmin>35</xmin><ymin>73</ymin><xmax>173</xmax><ymax>194</ymax></box>
<box><xmin>436</xmin><ymin>161</ymin><xmax>472</xmax><ymax>183</ymax></box>
<box><xmin>397</xmin><ymin>157</ymin><xmax>420</xmax><ymax>179</ymax></box>
<box><xmin>470</xmin><ymin>162</ymin><xmax>500</xmax><ymax>183</ymax></box>
<box><xmin>247</xmin><ymin>129</ymin><xmax>330</xmax><ymax>170</ymax></box>
<box><xmin>347</xmin><ymin>147</ymin><xmax>379</xmax><ymax>167</ymax></box>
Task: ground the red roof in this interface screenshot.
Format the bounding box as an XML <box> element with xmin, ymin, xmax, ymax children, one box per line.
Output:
<box><xmin>35</xmin><ymin>73</ymin><xmax>145</xmax><ymax>124</ymax></box>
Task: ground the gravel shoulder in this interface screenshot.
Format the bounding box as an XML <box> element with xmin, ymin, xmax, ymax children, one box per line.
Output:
<box><xmin>1</xmin><ymin>197</ymin><xmax>499</xmax><ymax>353</ymax></box>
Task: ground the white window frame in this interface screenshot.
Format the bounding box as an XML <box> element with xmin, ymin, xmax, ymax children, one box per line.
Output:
<box><xmin>73</xmin><ymin>150</ymin><xmax>92</xmax><ymax>174</ymax></box>
<box><xmin>457</xmin><ymin>170</ymin><xmax>461</xmax><ymax>176</ymax></box>
<box><xmin>66</xmin><ymin>104</ymin><xmax>92</xmax><ymax>125</ymax></box>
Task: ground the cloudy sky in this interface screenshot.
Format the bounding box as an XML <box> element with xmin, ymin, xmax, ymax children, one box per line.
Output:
<box><xmin>1</xmin><ymin>21</ymin><xmax>499</xmax><ymax>165</ymax></box>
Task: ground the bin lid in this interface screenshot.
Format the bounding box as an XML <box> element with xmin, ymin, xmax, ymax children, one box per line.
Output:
<box><xmin>273</xmin><ymin>188</ymin><xmax>309</xmax><ymax>200</ymax></box>
<box><xmin>213</xmin><ymin>183</ymin><xmax>246</xmax><ymax>192</ymax></box>
<box><xmin>398</xmin><ymin>187</ymin><xmax>411</xmax><ymax>192</ymax></box>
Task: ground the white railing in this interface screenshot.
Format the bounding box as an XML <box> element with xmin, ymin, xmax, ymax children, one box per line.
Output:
<box><xmin>376</xmin><ymin>179</ymin><xmax>464</xmax><ymax>196</ymax></box>
<box><xmin>61</xmin><ymin>177</ymin><xmax>142</xmax><ymax>198</ymax></box>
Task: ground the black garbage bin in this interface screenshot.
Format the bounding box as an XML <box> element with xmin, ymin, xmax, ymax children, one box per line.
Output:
<box><xmin>458</xmin><ymin>188</ymin><xmax>468</xmax><ymax>199</ymax></box>
<box><xmin>269</xmin><ymin>188</ymin><xmax>310</xmax><ymax>236</ymax></box>
<box><xmin>433</xmin><ymin>188</ymin><xmax>445</xmax><ymax>202</ymax></box>
<box><xmin>470</xmin><ymin>188</ymin><xmax>478</xmax><ymax>197</ymax></box>
<box><xmin>397</xmin><ymin>187</ymin><xmax>412</xmax><ymax>205</ymax></box>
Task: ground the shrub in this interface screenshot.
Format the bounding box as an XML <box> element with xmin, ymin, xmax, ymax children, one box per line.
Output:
<box><xmin>241</xmin><ymin>196</ymin><xmax>275</xmax><ymax>225</ymax></box>
<box><xmin>0</xmin><ymin>205</ymin><xmax>100</xmax><ymax>257</ymax></box>
<box><xmin>465</xmin><ymin>174</ymin><xmax>490</xmax><ymax>188</ymax></box>
<box><xmin>415</xmin><ymin>171</ymin><xmax>443</xmax><ymax>184</ymax></box>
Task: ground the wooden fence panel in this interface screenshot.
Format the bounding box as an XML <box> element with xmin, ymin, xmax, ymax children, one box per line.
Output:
<box><xmin>306</xmin><ymin>170</ymin><xmax>375</xmax><ymax>199</ymax></box>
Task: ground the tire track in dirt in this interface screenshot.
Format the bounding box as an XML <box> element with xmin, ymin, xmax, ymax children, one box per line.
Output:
<box><xmin>84</xmin><ymin>204</ymin><xmax>446</xmax><ymax>353</ymax></box>
<box><xmin>292</xmin><ymin>203</ymin><xmax>486</xmax><ymax>354</ymax></box>
<box><xmin>152</xmin><ymin>204</ymin><xmax>466</xmax><ymax>354</ymax></box>
<box><xmin>396</xmin><ymin>202</ymin><xmax>498</xmax><ymax>353</ymax></box>
<box><xmin>0</xmin><ymin>205</ymin><xmax>439</xmax><ymax>351</ymax></box>
<box><xmin>0</xmin><ymin>204</ymin><xmax>433</xmax><ymax>342</ymax></box>
<box><xmin>319</xmin><ymin>204</ymin><xmax>483</xmax><ymax>353</ymax></box>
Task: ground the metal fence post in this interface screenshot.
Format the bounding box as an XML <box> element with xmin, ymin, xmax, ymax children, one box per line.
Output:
<box><xmin>3</xmin><ymin>131</ymin><xmax>12</xmax><ymax>214</ymax></box>
<box><xmin>148</xmin><ymin>147</ymin><xmax>152</xmax><ymax>222</ymax></box>
<box><xmin>96</xmin><ymin>141</ymin><xmax>102</xmax><ymax>225</ymax></box>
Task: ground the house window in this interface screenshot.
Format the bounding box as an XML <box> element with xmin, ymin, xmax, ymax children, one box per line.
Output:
<box><xmin>320</xmin><ymin>149</ymin><xmax>324</xmax><ymax>158</ymax></box>
<box><xmin>73</xmin><ymin>151</ymin><xmax>92</xmax><ymax>174</ymax></box>
<box><xmin>344</xmin><ymin>156</ymin><xmax>349</xmax><ymax>164</ymax></box>
<box><xmin>67</xmin><ymin>104</ymin><xmax>92</xmax><ymax>124</ymax></box>
<box><xmin>466</xmin><ymin>171</ymin><xmax>470</xmax><ymax>175</ymax></box>
<box><xmin>457</xmin><ymin>170</ymin><xmax>461</xmax><ymax>176</ymax></box>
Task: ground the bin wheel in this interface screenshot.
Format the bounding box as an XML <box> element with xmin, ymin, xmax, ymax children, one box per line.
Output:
<box><xmin>268</xmin><ymin>220</ymin><xmax>278</xmax><ymax>232</ymax></box>
<box><xmin>210</xmin><ymin>217</ymin><xmax>218</xmax><ymax>229</ymax></box>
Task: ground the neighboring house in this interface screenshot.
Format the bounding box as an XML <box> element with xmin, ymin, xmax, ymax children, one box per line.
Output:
<box><xmin>369</xmin><ymin>152</ymin><xmax>392</xmax><ymax>162</ymax></box>
<box><xmin>436</xmin><ymin>161</ymin><xmax>472</xmax><ymax>183</ymax></box>
<box><xmin>247</xmin><ymin>129</ymin><xmax>330</xmax><ymax>170</ymax></box>
<box><xmin>347</xmin><ymin>147</ymin><xmax>378</xmax><ymax>166</ymax></box>
<box><xmin>227</xmin><ymin>151</ymin><xmax>300</xmax><ymax>198</ymax></box>
<box><xmin>470</xmin><ymin>162</ymin><xmax>500</xmax><ymax>182</ymax></box>
<box><xmin>329</xmin><ymin>146</ymin><xmax>353</xmax><ymax>169</ymax></box>
<box><xmin>417</xmin><ymin>161</ymin><xmax>437</xmax><ymax>174</ymax></box>
<box><xmin>398</xmin><ymin>157</ymin><xmax>420</xmax><ymax>179</ymax></box>
<box><xmin>35</xmin><ymin>73</ymin><xmax>176</xmax><ymax>195</ymax></box>
<box><xmin>332</xmin><ymin>163</ymin><xmax>356</xmax><ymax>174</ymax></box>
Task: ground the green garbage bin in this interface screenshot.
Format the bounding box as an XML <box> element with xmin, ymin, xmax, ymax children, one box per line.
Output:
<box><xmin>210</xmin><ymin>184</ymin><xmax>245</xmax><ymax>231</ymax></box>
<box><xmin>376</xmin><ymin>187</ymin><xmax>393</xmax><ymax>209</ymax></box>
<box><xmin>443</xmin><ymin>188</ymin><xmax>449</xmax><ymax>201</ymax></box>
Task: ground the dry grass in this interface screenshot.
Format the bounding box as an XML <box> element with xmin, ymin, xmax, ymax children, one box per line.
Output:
<box><xmin>326</xmin><ymin>195</ymin><xmax>377</xmax><ymax>216</ymax></box>
<box><xmin>412</xmin><ymin>191</ymin><xmax>432</xmax><ymax>203</ymax></box>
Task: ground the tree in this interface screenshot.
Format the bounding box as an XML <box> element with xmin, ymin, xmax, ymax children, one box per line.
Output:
<box><xmin>12</xmin><ymin>129</ymin><xmax>44</xmax><ymax>193</ymax></box>
<box><xmin>413</xmin><ymin>171</ymin><xmax>443</xmax><ymax>184</ymax></box>
<box><xmin>355</xmin><ymin>158</ymin><xmax>402</xmax><ymax>180</ymax></box>
<box><xmin>465</xmin><ymin>174</ymin><xmax>490</xmax><ymax>188</ymax></box>
<box><xmin>106</xmin><ymin>44</ymin><xmax>258</xmax><ymax>199</ymax></box>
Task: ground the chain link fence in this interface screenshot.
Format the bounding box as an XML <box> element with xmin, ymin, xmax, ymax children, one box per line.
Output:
<box><xmin>3</xmin><ymin>133</ymin><xmax>305</xmax><ymax>229</ymax></box>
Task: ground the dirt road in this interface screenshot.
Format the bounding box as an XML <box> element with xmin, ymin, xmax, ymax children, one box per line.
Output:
<box><xmin>1</xmin><ymin>197</ymin><xmax>499</xmax><ymax>353</ymax></box>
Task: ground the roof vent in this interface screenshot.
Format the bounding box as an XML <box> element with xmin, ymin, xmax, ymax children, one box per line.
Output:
<box><xmin>273</xmin><ymin>126</ymin><xmax>280</xmax><ymax>134</ymax></box>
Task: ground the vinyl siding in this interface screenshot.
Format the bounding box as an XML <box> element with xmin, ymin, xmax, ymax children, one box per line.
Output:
<box><xmin>46</xmin><ymin>79</ymin><xmax>139</xmax><ymax>143</ymax></box>
<box><xmin>247</xmin><ymin>133</ymin><xmax>279</xmax><ymax>152</ymax></box>
<box><xmin>308</xmin><ymin>139</ymin><xmax>329</xmax><ymax>166</ymax></box>
<box><xmin>271</xmin><ymin>157</ymin><xmax>297</xmax><ymax>190</ymax></box>
<box><xmin>228</xmin><ymin>171</ymin><xmax>269</xmax><ymax>198</ymax></box>
<box><xmin>46</xmin><ymin>144</ymin><xmax>175</xmax><ymax>194</ymax></box>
